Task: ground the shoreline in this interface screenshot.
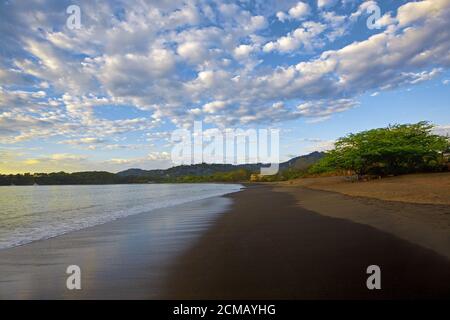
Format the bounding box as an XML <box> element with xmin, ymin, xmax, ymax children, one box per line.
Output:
<box><xmin>1</xmin><ymin>185</ymin><xmax>449</xmax><ymax>299</ymax></box>
<box><xmin>0</xmin><ymin>183</ymin><xmax>243</xmax><ymax>251</ymax></box>
<box><xmin>162</xmin><ymin>185</ymin><xmax>450</xmax><ymax>299</ymax></box>
<box><xmin>0</xmin><ymin>195</ymin><xmax>234</xmax><ymax>299</ymax></box>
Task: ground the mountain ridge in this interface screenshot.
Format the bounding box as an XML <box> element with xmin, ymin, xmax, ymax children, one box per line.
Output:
<box><xmin>117</xmin><ymin>151</ymin><xmax>325</xmax><ymax>178</ymax></box>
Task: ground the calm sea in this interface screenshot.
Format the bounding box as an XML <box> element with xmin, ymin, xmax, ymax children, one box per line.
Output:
<box><xmin>0</xmin><ymin>183</ymin><xmax>242</xmax><ymax>250</ymax></box>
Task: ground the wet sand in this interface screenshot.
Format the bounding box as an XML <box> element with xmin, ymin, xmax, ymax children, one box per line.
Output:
<box><xmin>0</xmin><ymin>196</ymin><xmax>233</xmax><ymax>299</ymax></box>
<box><xmin>162</xmin><ymin>185</ymin><xmax>450</xmax><ymax>299</ymax></box>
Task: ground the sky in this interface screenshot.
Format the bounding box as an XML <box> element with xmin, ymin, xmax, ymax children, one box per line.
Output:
<box><xmin>0</xmin><ymin>0</ymin><xmax>449</xmax><ymax>173</ymax></box>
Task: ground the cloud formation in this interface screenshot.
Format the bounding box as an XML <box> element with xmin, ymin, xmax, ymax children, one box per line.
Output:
<box><xmin>0</xmin><ymin>0</ymin><xmax>449</xmax><ymax>171</ymax></box>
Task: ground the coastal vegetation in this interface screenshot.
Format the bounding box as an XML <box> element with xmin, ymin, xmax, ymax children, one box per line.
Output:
<box><xmin>0</xmin><ymin>171</ymin><xmax>121</xmax><ymax>186</ymax></box>
<box><xmin>309</xmin><ymin>122</ymin><xmax>449</xmax><ymax>177</ymax></box>
<box><xmin>1</xmin><ymin>122</ymin><xmax>448</xmax><ymax>185</ymax></box>
<box><xmin>0</xmin><ymin>169</ymin><xmax>254</xmax><ymax>185</ymax></box>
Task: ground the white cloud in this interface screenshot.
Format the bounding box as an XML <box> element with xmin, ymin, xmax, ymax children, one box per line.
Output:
<box><xmin>264</xmin><ymin>21</ymin><xmax>326</xmax><ymax>53</ymax></box>
<box><xmin>202</xmin><ymin>100</ymin><xmax>230</xmax><ymax>114</ymax></box>
<box><xmin>320</xmin><ymin>11</ymin><xmax>350</xmax><ymax>41</ymax></box>
<box><xmin>289</xmin><ymin>2</ymin><xmax>311</xmax><ymax>20</ymax></box>
<box><xmin>105</xmin><ymin>158</ymin><xmax>134</xmax><ymax>165</ymax></box>
<box><xmin>102</xmin><ymin>151</ymin><xmax>172</xmax><ymax>170</ymax></box>
<box><xmin>147</xmin><ymin>151</ymin><xmax>171</xmax><ymax>161</ymax></box>
<box><xmin>276</xmin><ymin>11</ymin><xmax>290</xmax><ymax>23</ymax></box>
<box><xmin>375</xmin><ymin>13</ymin><xmax>397</xmax><ymax>28</ymax></box>
<box><xmin>49</xmin><ymin>153</ymin><xmax>87</xmax><ymax>161</ymax></box>
<box><xmin>277</xmin><ymin>1</ymin><xmax>311</xmax><ymax>22</ymax></box>
<box><xmin>233</xmin><ymin>44</ymin><xmax>257</xmax><ymax>59</ymax></box>
<box><xmin>1</xmin><ymin>0</ymin><xmax>449</xmax><ymax>144</ymax></box>
<box><xmin>317</xmin><ymin>0</ymin><xmax>338</xmax><ymax>9</ymax></box>
<box><xmin>297</xmin><ymin>99</ymin><xmax>359</xmax><ymax>118</ymax></box>
<box><xmin>403</xmin><ymin>68</ymin><xmax>442</xmax><ymax>84</ymax></box>
<box><xmin>247</xmin><ymin>15</ymin><xmax>268</xmax><ymax>31</ymax></box>
<box><xmin>177</xmin><ymin>41</ymin><xmax>208</xmax><ymax>64</ymax></box>
<box><xmin>396</xmin><ymin>0</ymin><xmax>448</xmax><ymax>27</ymax></box>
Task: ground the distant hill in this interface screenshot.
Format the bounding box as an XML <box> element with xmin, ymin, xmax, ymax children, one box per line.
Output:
<box><xmin>117</xmin><ymin>152</ymin><xmax>325</xmax><ymax>179</ymax></box>
<box><xmin>0</xmin><ymin>152</ymin><xmax>325</xmax><ymax>185</ymax></box>
<box><xmin>279</xmin><ymin>151</ymin><xmax>325</xmax><ymax>171</ymax></box>
<box><xmin>117</xmin><ymin>163</ymin><xmax>262</xmax><ymax>179</ymax></box>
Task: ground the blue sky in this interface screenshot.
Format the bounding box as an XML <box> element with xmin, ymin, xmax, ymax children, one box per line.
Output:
<box><xmin>0</xmin><ymin>0</ymin><xmax>449</xmax><ymax>173</ymax></box>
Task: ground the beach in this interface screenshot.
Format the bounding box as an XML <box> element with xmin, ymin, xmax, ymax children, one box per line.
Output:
<box><xmin>279</xmin><ymin>172</ymin><xmax>450</xmax><ymax>205</ymax></box>
<box><xmin>1</xmin><ymin>184</ymin><xmax>450</xmax><ymax>299</ymax></box>
<box><xmin>162</xmin><ymin>185</ymin><xmax>450</xmax><ymax>299</ymax></box>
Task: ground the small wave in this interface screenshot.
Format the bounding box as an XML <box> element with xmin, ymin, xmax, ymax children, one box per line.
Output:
<box><xmin>0</xmin><ymin>183</ymin><xmax>243</xmax><ymax>250</ymax></box>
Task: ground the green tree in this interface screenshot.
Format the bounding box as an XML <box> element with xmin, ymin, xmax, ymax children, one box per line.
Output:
<box><xmin>309</xmin><ymin>122</ymin><xmax>449</xmax><ymax>176</ymax></box>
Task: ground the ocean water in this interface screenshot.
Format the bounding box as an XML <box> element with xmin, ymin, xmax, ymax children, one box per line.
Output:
<box><xmin>0</xmin><ymin>183</ymin><xmax>242</xmax><ymax>250</ymax></box>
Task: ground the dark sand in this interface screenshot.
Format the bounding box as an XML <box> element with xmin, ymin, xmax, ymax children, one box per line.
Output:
<box><xmin>162</xmin><ymin>185</ymin><xmax>450</xmax><ymax>299</ymax></box>
<box><xmin>281</xmin><ymin>186</ymin><xmax>450</xmax><ymax>260</ymax></box>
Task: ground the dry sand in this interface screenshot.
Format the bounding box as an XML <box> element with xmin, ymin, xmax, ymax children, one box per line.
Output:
<box><xmin>278</xmin><ymin>172</ymin><xmax>450</xmax><ymax>205</ymax></box>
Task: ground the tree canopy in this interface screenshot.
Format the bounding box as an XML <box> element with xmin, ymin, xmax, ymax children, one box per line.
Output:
<box><xmin>309</xmin><ymin>122</ymin><xmax>449</xmax><ymax>176</ymax></box>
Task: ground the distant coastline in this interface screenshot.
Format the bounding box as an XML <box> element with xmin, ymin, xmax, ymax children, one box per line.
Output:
<box><xmin>0</xmin><ymin>152</ymin><xmax>325</xmax><ymax>185</ymax></box>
